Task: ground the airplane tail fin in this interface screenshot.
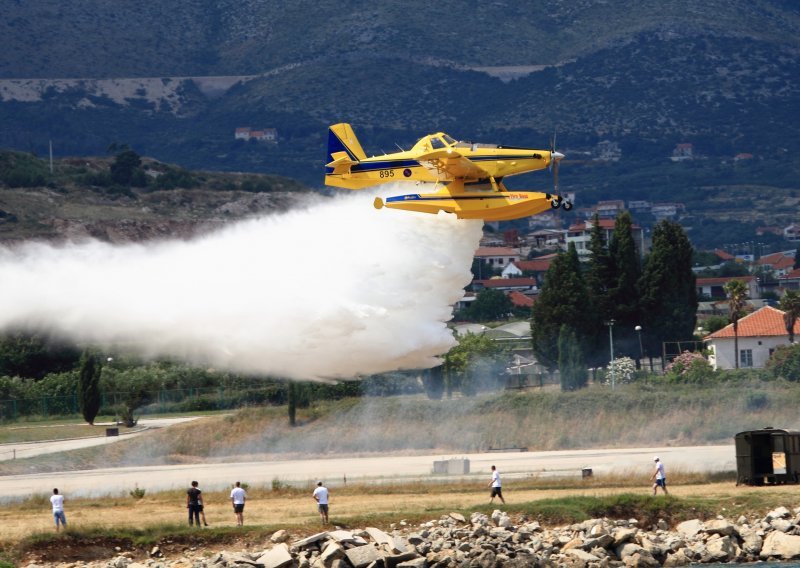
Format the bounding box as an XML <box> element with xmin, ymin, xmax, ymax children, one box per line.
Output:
<box><xmin>325</xmin><ymin>123</ymin><xmax>369</xmax><ymax>188</ymax></box>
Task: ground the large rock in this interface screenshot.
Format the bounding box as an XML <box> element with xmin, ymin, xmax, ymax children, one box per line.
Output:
<box><xmin>675</xmin><ymin>520</ymin><xmax>703</xmax><ymax>538</ymax></box>
<box><xmin>344</xmin><ymin>544</ymin><xmax>382</xmax><ymax>568</ymax></box>
<box><xmin>318</xmin><ymin>541</ymin><xmax>345</xmax><ymax>568</ymax></box>
<box><xmin>271</xmin><ymin>530</ymin><xmax>290</xmax><ymax>544</ymax></box>
<box><xmin>740</xmin><ymin>528</ymin><xmax>763</xmax><ymax>555</ymax></box>
<box><xmin>365</xmin><ymin>527</ymin><xmax>394</xmax><ymax>548</ymax></box>
<box><xmin>613</xmin><ymin>527</ymin><xmax>639</xmax><ymax>546</ymax></box>
<box><xmin>616</xmin><ymin>542</ymin><xmax>645</xmax><ymax>560</ymax></box>
<box><xmin>766</xmin><ymin>507</ymin><xmax>791</xmax><ymax>521</ymax></box>
<box><xmin>704</xmin><ymin>519</ymin><xmax>735</xmax><ymax>537</ymax></box>
<box><xmin>663</xmin><ymin>549</ymin><xmax>690</xmax><ymax>567</ymax></box>
<box><xmin>293</xmin><ymin>532</ymin><xmax>330</xmax><ymax>548</ymax></box>
<box><xmin>760</xmin><ymin>530</ymin><xmax>800</xmax><ymax>559</ymax></box>
<box><xmin>256</xmin><ymin>544</ymin><xmax>294</xmax><ymax>568</ymax></box>
<box><xmin>705</xmin><ymin>536</ymin><xmax>736</xmax><ymax>562</ymax></box>
<box><xmin>566</xmin><ymin>549</ymin><xmax>600</xmax><ymax>562</ymax></box>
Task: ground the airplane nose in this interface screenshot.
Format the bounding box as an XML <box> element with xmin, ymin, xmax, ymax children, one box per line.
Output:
<box><xmin>552</xmin><ymin>151</ymin><xmax>565</xmax><ymax>161</ymax></box>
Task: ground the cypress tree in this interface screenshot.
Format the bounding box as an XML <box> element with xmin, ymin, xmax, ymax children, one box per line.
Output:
<box><xmin>584</xmin><ymin>214</ymin><xmax>613</xmax><ymax>364</ymax></box>
<box><xmin>638</xmin><ymin>220</ymin><xmax>698</xmax><ymax>363</ymax></box>
<box><xmin>607</xmin><ymin>212</ymin><xmax>642</xmax><ymax>357</ymax></box>
<box><xmin>558</xmin><ymin>325</ymin><xmax>587</xmax><ymax>391</ymax></box>
<box><xmin>531</xmin><ymin>243</ymin><xmax>589</xmax><ymax>371</ymax></box>
<box><xmin>78</xmin><ymin>349</ymin><xmax>102</xmax><ymax>425</ymax></box>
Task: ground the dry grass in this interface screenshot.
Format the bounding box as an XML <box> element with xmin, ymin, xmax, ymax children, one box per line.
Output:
<box><xmin>2</xmin><ymin>479</ymin><xmax>795</xmax><ymax>545</ymax></box>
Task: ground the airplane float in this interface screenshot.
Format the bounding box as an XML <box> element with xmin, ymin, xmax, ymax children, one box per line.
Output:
<box><xmin>324</xmin><ymin>123</ymin><xmax>572</xmax><ymax>221</ymax></box>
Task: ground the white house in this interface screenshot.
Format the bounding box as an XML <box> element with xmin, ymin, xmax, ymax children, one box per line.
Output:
<box><xmin>703</xmin><ymin>306</ymin><xmax>799</xmax><ymax>370</ymax></box>
<box><xmin>474</xmin><ymin>247</ymin><xmax>520</xmax><ymax>271</ymax></box>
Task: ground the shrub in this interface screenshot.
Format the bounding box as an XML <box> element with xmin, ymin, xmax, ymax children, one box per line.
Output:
<box><xmin>766</xmin><ymin>344</ymin><xmax>800</xmax><ymax>381</ymax></box>
<box><xmin>604</xmin><ymin>357</ymin><xmax>637</xmax><ymax>386</ymax></box>
<box><xmin>664</xmin><ymin>351</ymin><xmax>715</xmax><ymax>382</ymax></box>
<box><xmin>130</xmin><ymin>485</ymin><xmax>146</xmax><ymax>499</ymax></box>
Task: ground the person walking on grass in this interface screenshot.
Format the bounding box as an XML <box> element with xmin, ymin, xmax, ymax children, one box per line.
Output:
<box><xmin>651</xmin><ymin>456</ymin><xmax>669</xmax><ymax>496</ymax></box>
<box><xmin>488</xmin><ymin>465</ymin><xmax>505</xmax><ymax>504</ymax></box>
<box><xmin>230</xmin><ymin>481</ymin><xmax>246</xmax><ymax>526</ymax></box>
<box><xmin>50</xmin><ymin>488</ymin><xmax>67</xmax><ymax>531</ymax></box>
<box><xmin>312</xmin><ymin>481</ymin><xmax>330</xmax><ymax>524</ymax></box>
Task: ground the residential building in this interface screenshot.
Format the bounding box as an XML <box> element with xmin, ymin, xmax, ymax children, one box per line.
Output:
<box><xmin>501</xmin><ymin>255</ymin><xmax>557</xmax><ymax>284</ymax></box>
<box><xmin>628</xmin><ymin>200</ymin><xmax>651</xmax><ymax>213</ymax></box>
<box><xmin>235</xmin><ymin>127</ymin><xmax>251</xmax><ymax>140</ymax></box>
<box><xmin>474</xmin><ymin>247</ymin><xmax>520</xmax><ymax>271</ymax></box>
<box><xmin>671</xmin><ymin>143</ymin><xmax>694</xmax><ymax>161</ymax></box>
<box><xmin>566</xmin><ymin>218</ymin><xmax>645</xmax><ymax>258</ymax></box>
<box><xmin>785</xmin><ymin>224</ymin><xmax>800</xmax><ymax>242</ymax></box>
<box><xmin>757</xmin><ymin>252</ymin><xmax>796</xmax><ymax>278</ymax></box>
<box><xmin>704</xmin><ymin>306</ymin><xmax>800</xmax><ymax>370</ymax></box>
<box><xmin>472</xmin><ymin>277</ymin><xmax>538</xmax><ymax>293</ymax></box>
<box><xmin>528</xmin><ymin>229</ymin><xmax>566</xmax><ymax>249</ymax></box>
<box><xmin>651</xmin><ymin>202</ymin><xmax>685</xmax><ymax>219</ymax></box>
<box><xmin>779</xmin><ymin>268</ymin><xmax>800</xmax><ymax>291</ymax></box>
<box><xmin>234</xmin><ymin>127</ymin><xmax>278</xmax><ymax>142</ymax></box>
<box><xmin>594</xmin><ymin>200</ymin><xmax>626</xmax><ymax>219</ymax></box>
<box><xmin>696</xmin><ymin>276</ymin><xmax>758</xmax><ymax>300</ymax></box>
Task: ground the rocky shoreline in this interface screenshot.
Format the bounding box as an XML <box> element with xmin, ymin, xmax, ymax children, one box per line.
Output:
<box><xmin>24</xmin><ymin>506</ymin><xmax>800</xmax><ymax>568</ymax></box>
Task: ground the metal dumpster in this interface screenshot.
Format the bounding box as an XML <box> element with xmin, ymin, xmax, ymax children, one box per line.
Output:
<box><xmin>735</xmin><ymin>427</ymin><xmax>800</xmax><ymax>485</ymax></box>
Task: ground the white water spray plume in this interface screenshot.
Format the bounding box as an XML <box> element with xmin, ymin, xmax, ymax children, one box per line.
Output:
<box><xmin>0</xmin><ymin>188</ymin><xmax>483</xmax><ymax>379</ymax></box>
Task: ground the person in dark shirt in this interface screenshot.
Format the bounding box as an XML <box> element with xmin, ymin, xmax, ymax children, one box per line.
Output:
<box><xmin>187</xmin><ymin>481</ymin><xmax>202</xmax><ymax>526</ymax></box>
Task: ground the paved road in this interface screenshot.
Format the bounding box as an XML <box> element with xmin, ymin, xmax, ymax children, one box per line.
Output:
<box><xmin>0</xmin><ymin>444</ymin><xmax>735</xmax><ymax>501</ymax></box>
<box><xmin>0</xmin><ymin>417</ymin><xmax>199</xmax><ymax>462</ymax></box>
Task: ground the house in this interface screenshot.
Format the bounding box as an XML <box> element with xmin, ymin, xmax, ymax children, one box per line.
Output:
<box><xmin>594</xmin><ymin>200</ymin><xmax>626</xmax><ymax>219</ymax></box>
<box><xmin>566</xmin><ymin>218</ymin><xmax>645</xmax><ymax>258</ymax></box>
<box><xmin>628</xmin><ymin>200</ymin><xmax>651</xmax><ymax>213</ymax></box>
<box><xmin>474</xmin><ymin>247</ymin><xmax>520</xmax><ymax>271</ymax></box>
<box><xmin>508</xmin><ymin>290</ymin><xmax>534</xmax><ymax>308</ymax></box>
<box><xmin>235</xmin><ymin>127</ymin><xmax>251</xmax><ymax>140</ymax></box>
<box><xmin>696</xmin><ymin>276</ymin><xmax>758</xmax><ymax>300</ymax></box>
<box><xmin>714</xmin><ymin>249</ymin><xmax>735</xmax><ymax>262</ymax></box>
<box><xmin>651</xmin><ymin>202</ymin><xmax>685</xmax><ymax>220</ymax></box>
<box><xmin>757</xmin><ymin>252</ymin><xmax>796</xmax><ymax>278</ymax></box>
<box><xmin>501</xmin><ymin>255</ymin><xmax>556</xmax><ymax>283</ymax></box>
<box><xmin>779</xmin><ymin>268</ymin><xmax>800</xmax><ymax>291</ymax></box>
<box><xmin>785</xmin><ymin>225</ymin><xmax>800</xmax><ymax>242</ymax></box>
<box><xmin>734</xmin><ymin>153</ymin><xmax>754</xmax><ymax>161</ymax></box>
<box><xmin>234</xmin><ymin>127</ymin><xmax>278</xmax><ymax>142</ymax></box>
<box><xmin>671</xmin><ymin>143</ymin><xmax>694</xmax><ymax>161</ymax></box>
<box><xmin>704</xmin><ymin>306</ymin><xmax>800</xmax><ymax>370</ymax></box>
<box><xmin>528</xmin><ymin>229</ymin><xmax>567</xmax><ymax>249</ymax></box>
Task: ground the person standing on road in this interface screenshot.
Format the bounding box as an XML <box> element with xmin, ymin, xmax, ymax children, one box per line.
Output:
<box><xmin>50</xmin><ymin>488</ymin><xmax>67</xmax><ymax>531</ymax></box>
<box><xmin>312</xmin><ymin>481</ymin><xmax>330</xmax><ymax>524</ymax></box>
<box><xmin>230</xmin><ymin>481</ymin><xmax>246</xmax><ymax>526</ymax></box>
<box><xmin>651</xmin><ymin>456</ymin><xmax>669</xmax><ymax>495</ymax></box>
<box><xmin>488</xmin><ymin>465</ymin><xmax>505</xmax><ymax>504</ymax></box>
<box><xmin>187</xmin><ymin>481</ymin><xmax>203</xmax><ymax>526</ymax></box>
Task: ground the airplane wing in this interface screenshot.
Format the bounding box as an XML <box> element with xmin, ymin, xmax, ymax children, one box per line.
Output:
<box><xmin>415</xmin><ymin>149</ymin><xmax>489</xmax><ymax>180</ymax></box>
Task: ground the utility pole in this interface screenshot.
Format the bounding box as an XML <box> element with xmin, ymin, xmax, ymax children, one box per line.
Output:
<box><xmin>605</xmin><ymin>319</ymin><xmax>616</xmax><ymax>389</ymax></box>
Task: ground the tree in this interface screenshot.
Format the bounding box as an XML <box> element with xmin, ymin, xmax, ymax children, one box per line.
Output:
<box><xmin>468</xmin><ymin>288</ymin><xmax>512</xmax><ymax>321</ymax></box>
<box><xmin>558</xmin><ymin>325</ymin><xmax>586</xmax><ymax>391</ymax></box>
<box><xmin>724</xmin><ymin>279</ymin><xmax>749</xmax><ymax>369</ymax></box>
<box><xmin>78</xmin><ymin>349</ymin><xmax>102</xmax><ymax>425</ymax></box>
<box><xmin>110</xmin><ymin>147</ymin><xmax>142</xmax><ymax>186</ymax></box>
<box><xmin>0</xmin><ymin>331</ymin><xmax>81</xmax><ymax>379</ymax></box>
<box><xmin>531</xmin><ymin>243</ymin><xmax>590</xmax><ymax>370</ymax></box>
<box><xmin>779</xmin><ymin>289</ymin><xmax>800</xmax><ymax>344</ymax></box>
<box><xmin>584</xmin><ymin>214</ymin><xmax>613</xmax><ymax>363</ymax></box>
<box><xmin>422</xmin><ymin>366</ymin><xmax>445</xmax><ymax>400</ymax></box>
<box><xmin>443</xmin><ymin>332</ymin><xmax>504</xmax><ymax>396</ymax></box>
<box><xmin>766</xmin><ymin>343</ymin><xmax>800</xmax><ymax>380</ymax></box>
<box><xmin>607</xmin><ymin>212</ymin><xmax>642</xmax><ymax>358</ymax></box>
<box><xmin>638</xmin><ymin>221</ymin><xmax>698</xmax><ymax>364</ymax></box>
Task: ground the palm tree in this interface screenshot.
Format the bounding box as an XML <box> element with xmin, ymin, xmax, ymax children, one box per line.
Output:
<box><xmin>724</xmin><ymin>279</ymin><xmax>749</xmax><ymax>369</ymax></box>
<box><xmin>780</xmin><ymin>289</ymin><xmax>800</xmax><ymax>344</ymax></box>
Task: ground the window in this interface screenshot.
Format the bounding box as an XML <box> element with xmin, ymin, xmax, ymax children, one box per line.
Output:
<box><xmin>430</xmin><ymin>137</ymin><xmax>446</xmax><ymax>149</ymax></box>
<box><xmin>442</xmin><ymin>134</ymin><xmax>456</xmax><ymax>145</ymax></box>
<box><xmin>740</xmin><ymin>349</ymin><xmax>753</xmax><ymax>368</ymax></box>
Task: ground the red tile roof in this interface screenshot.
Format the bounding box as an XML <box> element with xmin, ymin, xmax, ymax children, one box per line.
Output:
<box><xmin>513</xmin><ymin>258</ymin><xmax>554</xmax><ymax>272</ymax></box>
<box><xmin>706</xmin><ymin>306</ymin><xmax>800</xmax><ymax>339</ymax></box>
<box><xmin>780</xmin><ymin>268</ymin><xmax>800</xmax><ymax>280</ymax></box>
<box><xmin>474</xmin><ymin>278</ymin><xmax>537</xmax><ymax>288</ymax></box>
<box><xmin>508</xmin><ymin>291</ymin><xmax>534</xmax><ymax>307</ymax></box>
<box><xmin>475</xmin><ymin>247</ymin><xmax>519</xmax><ymax>257</ymax></box>
<box><xmin>714</xmin><ymin>248</ymin><xmax>735</xmax><ymax>261</ymax></box>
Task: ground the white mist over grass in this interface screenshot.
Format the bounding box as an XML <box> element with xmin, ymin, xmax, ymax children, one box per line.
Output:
<box><xmin>0</xmin><ymin>189</ymin><xmax>483</xmax><ymax>379</ymax></box>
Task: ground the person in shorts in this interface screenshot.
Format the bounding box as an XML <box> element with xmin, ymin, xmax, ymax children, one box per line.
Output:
<box><xmin>50</xmin><ymin>488</ymin><xmax>67</xmax><ymax>531</ymax></box>
<box><xmin>488</xmin><ymin>465</ymin><xmax>505</xmax><ymax>504</ymax></box>
<box><xmin>651</xmin><ymin>456</ymin><xmax>669</xmax><ymax>495</ymax></box>
<box><xmin>230</xmin><ymin>481</ymin><xmax>246</xmax><ymax>526</ymax></box>
<box><xmin>312</xmin><ymin>481</ymin><xmax>329</xmax><ymax>524</ymax></box>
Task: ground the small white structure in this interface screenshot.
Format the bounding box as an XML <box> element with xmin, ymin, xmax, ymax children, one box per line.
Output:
<box><xmin>704</xmin><ymin>306</ymin><xmax>799</xmax><ymax>370</ymax></box>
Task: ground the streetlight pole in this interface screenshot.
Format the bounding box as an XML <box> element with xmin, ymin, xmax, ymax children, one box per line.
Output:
<box><xmin>635</xmin><ymin>325</ymin><xmax>644</xmax><ymax>370</ymax></box>
<box><xmin>605</xmin><ymin>319</ymin><xmax>615</xmax><ymax>389</ymax></box>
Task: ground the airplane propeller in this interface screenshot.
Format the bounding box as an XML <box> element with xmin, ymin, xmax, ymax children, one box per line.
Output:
<box><xmin>549</xmin><ymin>132</ymin><xmax>571</xmax><ymax>211</ymax></box>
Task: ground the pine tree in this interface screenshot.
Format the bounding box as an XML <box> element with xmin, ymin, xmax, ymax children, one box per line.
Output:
<box><xmin>558</xmin><ymin>325</ymin><xmax>587</xmax><ymax>391</ymax></box>
<box><xmin>638</xmin><ymin>220</ymin><xmax>698</xmax><ymax>364</ymax></box>
<box><xmin>78</xmin><ymin>349</ymin><xmax>102</xmax><ymax>425</ymax></box>
<box><xmin>531</xmin><ymin>243</ymin><xmax>589</xmax><ymax>371</ymax></box>
<box><xmin>584</xmin><ymin>214</ymin><xmax>613</xmax><ymax>363</ymax></box>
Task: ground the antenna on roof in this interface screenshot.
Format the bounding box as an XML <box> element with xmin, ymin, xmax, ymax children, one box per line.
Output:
<box><xmin>395</xmin><ymin>143</ymin><xmax>404</xmax><ymax>152</ymax></box>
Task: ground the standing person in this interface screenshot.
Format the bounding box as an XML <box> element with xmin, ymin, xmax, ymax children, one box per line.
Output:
<box><xmin>50</xmin><ymin>488</ymin><xmax>67</xmax><ymax>531</ymax></box>
<box><xmin>488</xmin><ymin>465</ymin><xmax>505</xmax><ymax>504</ymax></box>
<box><xmin>312</xmin><ymin>481</ymin><xmax>329</xmax><ymax>524</ymax></box>
<box><xmin>651</xmin><ymin>456</ymin><xmax>669</xmax><ymax>495</ymax></box>
<box><xmin>187</xmin><ymin>481</ymin><xmax>202</xmax><ymax>527</ymax></box>
<box><xmin>230</xmin><ymin>481</ymin><xmax>246</xmax><ymax>526</ymax></box>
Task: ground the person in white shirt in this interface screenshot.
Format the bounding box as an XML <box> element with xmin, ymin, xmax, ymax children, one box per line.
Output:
<box><xmin>50</xmin><ymin>488</ymin><xmax>67</xmax><ymax>531</ymax></box>
<box><xmin>651</xmin><ymin>456</ymin><xmax>668</xmax><ymax>495</ymax></box>
<box><xmin>230</xmin><ymin>481</ymin><xmax>247</xmax><ymax>526</ymax></box>
<box><xmin>488</xmin><ymin>465</ymin><xmax>505</xmax><ymax>504</ymax></box>
<box><xmin>312</xmin><ymin>481</ymin><xmax>330</xmax><ymax>524</ymax></box>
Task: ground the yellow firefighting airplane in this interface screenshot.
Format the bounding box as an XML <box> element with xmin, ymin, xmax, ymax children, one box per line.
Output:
<box><xmin>324</xmin><ymin>123</ymin><xmax>571</xmax><ymax>221</ymax></box>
